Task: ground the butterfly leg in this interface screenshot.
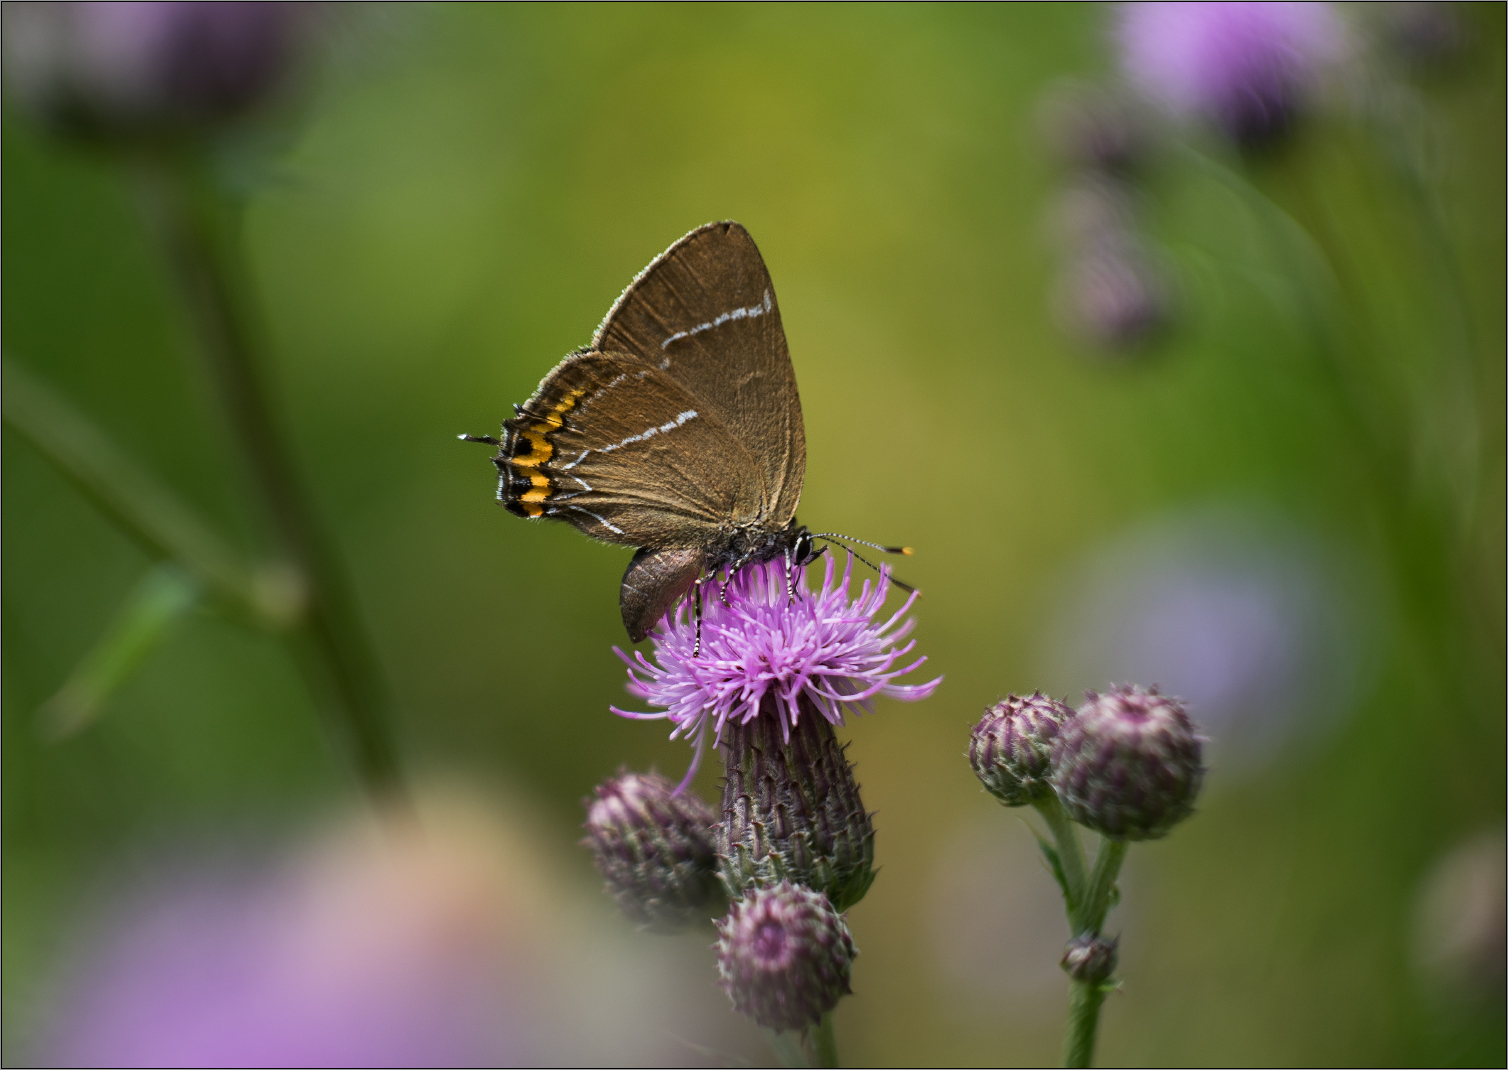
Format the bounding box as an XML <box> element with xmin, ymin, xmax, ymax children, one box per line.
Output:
<box><xmin>718</xmin><ymin>551</ymin><xmax>758</xmax><ymax>608</ymax></box>
<box><xmin>692</xmin><ymin>576</ymin><xmax>705</xmax><ymax>658</ymax></box>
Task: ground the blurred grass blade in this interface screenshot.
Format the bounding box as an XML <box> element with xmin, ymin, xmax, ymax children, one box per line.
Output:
<box><xmin>38</xmin><ymin>563</ymin><xmax>200</xmax><ymax>740</ymax></box>
<box><xmin>2</xmin><ymin>356</ymin><xmax>271</xmax><ymax>618</ymax></box>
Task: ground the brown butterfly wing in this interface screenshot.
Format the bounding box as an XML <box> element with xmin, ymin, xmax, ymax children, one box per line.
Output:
<box><xmin>593</xmin><ymin>221</ymin><xmax>806</xmax><ymax>525</ymax></box>
<box><xmin>498</xmin><ymin>350</ymin><xmax>762</xmax><ymax>548</ymax></box>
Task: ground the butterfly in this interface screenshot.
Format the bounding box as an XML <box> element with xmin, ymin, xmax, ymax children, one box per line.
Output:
<box><xmin>464</xmin><ymin>221</ymin><xmax>907</xmax><ymax>643</ymax></box>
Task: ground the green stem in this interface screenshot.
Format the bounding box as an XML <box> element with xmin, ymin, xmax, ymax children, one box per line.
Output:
<box><xmin>1034</xmin><ymin>791</ymin><xmax>1089</xmax><ymax>923</ymax></box>
<box><xmin>38</xmin><ymin>563</ymin><xmax>200</xmax><ymax>740</ymax></box>
<box><xmin>1081</xmin><ymin>839</ymin><xmax>1128</xmax><ymax>935</ymax></box>
<box><xmin>1059</xmin><ymin>838</ymin><xmax>1128</xmax><ymax>1069</ymax></box>
<box><xmin>2</xmin><ymin>358</ymin><xmax>266</xmax><ymax>618</ymax></box>
<box><xmin>133</xmin><ymin>151</ymin><xmax>408</xmax><ymax>812</ymax></box>
<box><xmin>812</xmin><ymin>1012</ymin><xmax>839</xmax><ymax>1068</ymax></box>
<box><xmin>1063</xmin><ymin>977</ymin><xmax>1108</xmax><ymax>1069</ymax></box>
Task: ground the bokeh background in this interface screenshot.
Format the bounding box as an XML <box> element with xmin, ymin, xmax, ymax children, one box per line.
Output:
<box><xmin>4</xmin><ymin>3</ymin><xmax>1503</xmax><ymax>1066</ymax></box>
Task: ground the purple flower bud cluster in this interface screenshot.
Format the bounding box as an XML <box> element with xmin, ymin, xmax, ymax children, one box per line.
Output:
<box><xmin>582</xmin><ymin>771</ymin><xmax>724</xmax><ymax>931</ymax></box>
<box><xmin>715</xmin><ymin>882</ymin><xmax>855</xmax><ymax>1033</ymax></box>
<box><xmin>588</xmin><ymin>554</ymin><xmax>939</xmax><ymax>1033</ymax></box>
<box><xmin>970</xmin><ymin>683</ymin><xmax>1205</xmax><ymax>840</ymax></box>
<box><xmin>3</xmin><ymin>2</ymin><xmax>307</xmax><ymax>143</ymax></box>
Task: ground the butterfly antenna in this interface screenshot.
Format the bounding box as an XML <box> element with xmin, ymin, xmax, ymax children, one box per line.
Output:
<box><xmin>458</xmin><ymin>433</ymin><xmax>500</xmax><ymax>446</ymax></box>
<box><xmin>814</xmin><ymin>538</ymin><xmax>917</xmax><ymax>594</ymax></box>
<box><xmin>811</xmin><ymin>533</ymin><xmax>913</xmax><ymax>556</ymax></box>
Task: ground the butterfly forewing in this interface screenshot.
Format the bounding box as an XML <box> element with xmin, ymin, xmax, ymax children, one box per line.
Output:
<box><xmin>500</xmin><ymin>351</ymin><xmax>762</xmax><ymax>548</ymax></box>
<box><xmin>594</xmin><ymin>221</ymin><xmax>806</xmax><ymax>524</ymax></box>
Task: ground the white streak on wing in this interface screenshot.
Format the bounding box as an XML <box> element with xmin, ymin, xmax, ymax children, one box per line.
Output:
<box><xmin>569</xmin><ymin>505</ymin><xmax>625</xmax><ymax>535</ymax></box>
<box><xmin>561</xmin><ymin>449</ymin><xmax>590</xmax><ymax>470</ymax></box>
<box><xmin>659</xmin><ymin>291</ymin><xmax>771</xmax><ymax>350</ymax></box>
<box><xmin>568</xmin><ymin>474</ymin><xmax>592</xmax><ymax>491</ymax></box>
<box><xmin>598</xmin><ymin>410</ymin><xmax>699</xmax><ymax>453</ymax></box>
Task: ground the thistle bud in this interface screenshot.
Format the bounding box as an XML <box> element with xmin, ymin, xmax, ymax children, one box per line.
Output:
<box><xmin>718</xmin><ymin>703</ymin><xmax>876</xmax><ymax>912</ymax></box>
<box><xmin>1039</xmin><ymin>82</ymin><xmax>1148</xmax><ymax>175</ymax></box>
<box><xmin>3</xmin><ymin>2</ymin><xmax>306</xmax><ymax>143</ymax></box>
<box><xmin>582</xmin><ymin>771</ymin><xmax>723</xmax><ymax>931</ymax></box>
<box><xmin>969</xmin><ymin>692</ymin><xmax>1071</xmax><ymax>806</ymax></box>
<box><xmin>1052</xmin><ymin>685</ymin><xmax>1205</xmax><ymax>841</ymax></box>
<box><xmin>1061</xmin><ymin>933</ymin><xmax>1119</xmax><ymax>985</ymax></box>
<box><xmin>715</xmin><ymin>881</ymin><xmax>855</xmax><ymax>1032</ymax></box>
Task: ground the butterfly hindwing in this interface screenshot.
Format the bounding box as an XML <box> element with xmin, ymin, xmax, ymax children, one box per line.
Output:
<box><xmin>499</xmin><ymin>350</ymin><xmax>764</xmax><ymax>548</ymax></box>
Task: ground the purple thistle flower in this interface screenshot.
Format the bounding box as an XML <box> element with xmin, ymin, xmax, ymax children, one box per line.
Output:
<box><xmin>1116</xmin><ymin>2</ymin><xmax>1346</xmax><ymax>146</ymax></box>
<box><xmin>614</xmin><ymin>554</ymin><xmax>941</xmax><ymax>790</ymax></box>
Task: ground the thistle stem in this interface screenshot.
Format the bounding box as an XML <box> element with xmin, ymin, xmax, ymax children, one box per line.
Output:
<box><xmin>1034</xmin><ymin>791</ymin><xmax>1089</xmax><ymax>920</ymax></box>
<box><xmin>1063</xmin><ymin>975</ymin><xmax>1109</xmax><ymax>1069</ymax></box>
<box><xmin>133</xmin><ymin>150</ymin><xmax>408</xmax><ymax>814</ymax></box>
<box><xmin>812</xmin><ymin>1012</ymin><xmax>839</xmax><ymax>1068</ymax></box>
<box><xmin>1081</xmin><ymin>839</ymin><xmax>1128</xmax><ymax>935</ymax></box>
<box><xmin>1061</xmin><ymin>838</ymin><xmax>1128</xmax><ymax>1068</ymax></box>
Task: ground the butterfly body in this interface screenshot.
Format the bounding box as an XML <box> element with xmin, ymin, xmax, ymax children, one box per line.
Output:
<box><xmin>488</xmin><ymin>221</ymin><xmax>818</xmax><ymax>641</ymax></box>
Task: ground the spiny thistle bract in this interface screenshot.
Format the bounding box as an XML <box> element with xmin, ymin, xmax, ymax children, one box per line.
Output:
<box><xmin>719</xmin><ymin>707</ymin><xmax>876</xmax><ymax>911</ymax></box>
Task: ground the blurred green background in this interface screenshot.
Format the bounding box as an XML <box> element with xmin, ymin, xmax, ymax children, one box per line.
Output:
<box><xmin>4</xmin><ymin>4</ymin><xmax>1503</xmax><ymax>1065</ymax></box>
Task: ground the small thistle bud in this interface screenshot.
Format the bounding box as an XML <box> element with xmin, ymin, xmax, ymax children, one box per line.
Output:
<box><xmin>1052</xmin><ymin>685</ymin><xmax>1206</xmax><ymax>841</ymax></box>
<box><xmin>582</xmin><ymin>771</ymin><xmax>723</xmax><ymax>931</ymax></box>
<box><xmin>1061</xmin><ymin>933</ymin><xmax>1119</xmax><ymax>985</ymax></box>
<box><xmin>715</xmin><ymin>881</ymin><xmax>856</xmax><ymax>1032</ymax></box>
<box><xmin>718</xmin><ymin>703</ymin><xmax>876</xmax><ymax>912</ymax></box>
<box><xmin>1038</xmin><ymin>82</ymin><xmax>1148</xmax><ymax>175</ymax></box>
<box><xmin>970</xmin><ymin>692</ymin><xmax>1071</xmax><ymax>806</ymax></box>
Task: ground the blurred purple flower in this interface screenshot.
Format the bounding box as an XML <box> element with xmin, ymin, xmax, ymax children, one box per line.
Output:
<box><xmin>35</xmin><ymin>816</ymin><xmax>534</xmax><ymax>1068</ymax></box>
<box><xmin>3</xmin><ymin>1</ymin><xmax>304</xmax><ymax>139</ymax></box>
<box><xmin>1045</xmin><ymin>506</ymin><xmax>1370</xmax><ymax>773</ymax></box>
<box><xmin>614</xmin><ymin>555</ymin><xmax>940</xmax><ymax>788</ymax></box>
<box><xmin>1116</xmin><ymin>2</ymin><xmax>1346</xmax><ymax>145</ymax></box>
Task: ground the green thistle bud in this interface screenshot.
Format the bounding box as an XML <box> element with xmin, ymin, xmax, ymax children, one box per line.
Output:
<box><xmin>582</xmin><ymin>770</ymin><xmax>723</xmax><ymax>931</ymax></box>
<box><xmin>716</xmin><ymin>881</ymin><xmax>856</xmax><ymax>1032</ymax></box>
<box><xmin>1061</xmin><ymin>932</ymin><xmax>1119</xmax><ymax>985</ymax></box>
<box><xmin>718</xmin><ymin>702</ymin><xmax>876</xmax><ymax>911</ymax></box>
<box><xmin>1052</xmin><ymin>684</ymin><xmax>1205</xmax><ymax>841</ymax></box>
<box><xmin>969</xmin><ymin>692</ymin><xmax>1072</xmax><ymax>806</ymax></box>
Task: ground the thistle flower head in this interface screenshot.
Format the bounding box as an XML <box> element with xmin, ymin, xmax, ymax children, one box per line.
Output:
<box><xmin>615</xmin><ymin>554</ymin><xmax>941</xmax><ymax>788</ymax></box>
<box><xmin>1052</xmin><ymin>684</ymin><xmax>1206</xmax><ymax>840</ymax></box>
<box><xmin>715</xmin><ymin>881</ymin><xmax>855</xmax><ymax>1032</ymax></box>
<box><xmin>581</xmin><ymin>771</ymin><xmax>723</xmax><ymax>931</ymax></box>
<box><xmin>1117</xmin><ymin>2</ymin><xmax>1345</xmax><ymax>146</ymax></box>
<box><xmin>970</xmin><ymin>692</ymin><xmax>1072</xmax><ymax>806</ymax></box>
